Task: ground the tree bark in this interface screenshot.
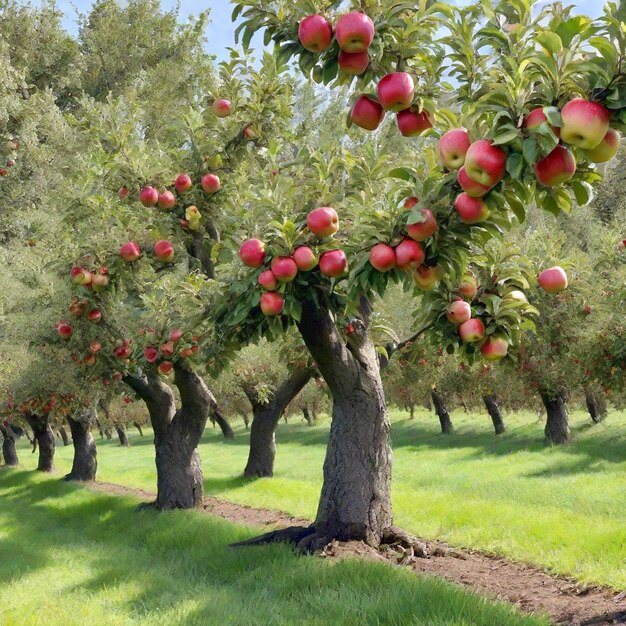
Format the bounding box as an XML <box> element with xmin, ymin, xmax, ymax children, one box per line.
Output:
<box><xmin>431</xmin><ymin>389</ymin><xmax>454</xmax><ymax>434</ymax></box>
<box><xmin>24</xmin><ymin>414</ymin><xmax>55</xmax><ymax>472</ymax></box>
<box><xmin>133</xmin><ymin>422</ymin><xmax>144</xmax><ymax>437</ymax></box>
<box><xmin>483</xmin><ymin>394</ymin><xmax>506</xmax><ymax>435</ymax></box>
<box><xmin>585</xmin><ymin>388</ymin><xmax>607</xmax><ymax>424</ymax></box>
<box><xmin>65</xmin><ymin>410</ymin><xmax>97</xmax><ymax>481</ymax></box>
<box><xmin>211</xmin><ymin>407</ymin><xmax>234</xmax><ymax>440</ymax></box>
<box><xmin>114</xmin><ymin>425</ymin><xmax>129</xmax><ymax>447</ymax></box>
<box><xmin>540</xmin><ymin>389</ymin><xmax>571</xmax><ymax>444</ymax></box>
<box><xmin>0</xmin><ymin>424</ymin><xmax>19</xmax><ymax>466</ymax></box>
<box><xmin>96</xmin><ymin>419</ymin><xmax>105</xmax><ymax>439</ymax></box>
<box><xmin>409</xmin><ymin>405</ymin><xmax>415</xmax><ymax>419</ymax></box>
<box><xmin>58</xmin><ymin>426</ymin><xmax>70</xmax><ymax>446</ymax></box>
<box><xmin>302</xmin><ymin>406</ymin><xmax>314</xmax><ymax>426</ymax></box>
<box><xmin>244</xmin><ymin>367</ymin><xmax>314</xmax><ymax>478</ymax></box>
<box><xmin>104</xmin><ymin>428</ymin><xmax>112</xmax><ymax>440</ymax></box>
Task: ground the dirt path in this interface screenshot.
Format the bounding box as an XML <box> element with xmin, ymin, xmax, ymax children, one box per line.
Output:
<box><xmin>87</xmin><ymin>481</ymin><xmax>626</xmax><ymax>626</ymax></box>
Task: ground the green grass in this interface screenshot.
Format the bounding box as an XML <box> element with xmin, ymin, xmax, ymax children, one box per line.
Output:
<box><xmin>0</xmin><ymin>470</ymin><xmax>549</xmax><ymax>626</ymax></box>
<box><xmin>13</xmin><ymin>407</ymin><xmax>626</xmax><ymax>590</ymax></box>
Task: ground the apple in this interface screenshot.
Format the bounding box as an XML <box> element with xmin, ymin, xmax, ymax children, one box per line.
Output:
<box><xmin>69</xmin><ymin>301</ymin><xmax>84</xmax><ymax>317</ymax></box>
<box><xmin>584</xmin><ymin>305</ymin><xmax>592</xmax><ymax>315</ymax></box>
<box><xmin>454</xmin><ymin>193</ymin><xmax>490</xmax><ymax>224</ymax></box>
<box><xmin>112</xmin><ymin>372</ymin><xmax>123</xmax><ymax>382</ymax></box>
<box><xmin>319</xmin><ymin>249</ymin><xmax>348</xmax><ymax>277</ymax></box>
<box><xmin>538</xmin><ymin>266</ymin><xmax>568</xmax><ymax>293</ymax></box>
<box><xmin>505</xmin><ymin>290</ymin><xmax>527</xmax><ymax>303</ymax></box>
<box><xmin>87</xmin><ymin>308</ymin><xmax>102</xmax><ymax>323</ymax></box>
<box><xmin>271</xmin><ymin>256</ymin><xmax>298</xmax><ymax>282</ymax></box>
<box><xmin>338</xmin><ymin>50</ymin><xmax>369</xmax><ymax>75</ymax></box>
<box><xmin>139</xmin><ymin>186</ymin><xmax>159</xmax><ymax>207</ymax></box>
<box><xmin>70</xmin><ymin>266</ymin><xmax>87</xmax><ymax>285</ymax></box>
<box><xmin>413</xmin><ymin>265</ymin><xmax>441</xmax><ymax>290</ymax></box>
<box><xmin>464</xmin><ymin>140</ymin><xmax>507</xmax><ymax>187</ymax></box>
<box><xmin>618</xmin><ymin>239</ymin><xmax>626</xmax><ymax>251</ymax></box>
<box><xmin>369</xmin><ymin>244</ymin><xmax>396</xmax><ymax>272</ymax></box>
<box><xmin>307</xmin><ymin>206</ymin><xmax>339</xmax><ymax>237</ymax></box>
<box><xmin>458</xmin><ymin>318</ymin><xmax>485</xmax><ymax>343</ymax></box>
<box><xmin>201</xmin><ymin>173</ymin><xmax>221</xmax><ymax>193</ymax></box>
<box><xmin>459</xmin><ymin>273</ymin><xmax>478</xmax><ymax>300</ymax></box>
<box><xmin>174</xmin><ymin>174</ymin><xmax>192</xmax><ymax>193</ymax></box>
<box><xmin>158</xmin><ymin>361</ymin><xmax>173</xmax><ymax>375</ymax></box>
<box><xmin>91</xmin><ymin>274</ymin><xmax>109</xmax><ymax>291</ymax></box>
<box><xmin>212</xmin><ymin>99</ymin><xmax>232</xmax><ymax>118</ymax></box>
<box><xmin>404</xmin><ymin>197</ymin><xmax>419</xmax><ymax>209</ymax></box>
<box><xmin>534</xmin><ymin>145</ymin><xmax>576</xmax><ymax>187</ymax></box>
<box><xmin>179</xmin><ymin>348</ymin><xmax>194</xmax><ymax>359</ymax></box>
<box><xmin>258</xmin><ymin>270</ymin><xmax>278</xmax><ymax>290</ymax></box>
<box><xmin>446</xmin><ymin>300</ymin><xmax>471</xmax><ymax>325</ymax></box>
<box><xmin>457</xmin><ymin>167</ymin><xmax>492</xmax><ymax>197</ymax></box>
<box><xmin>583</xmin><ymin>128</ymin><xmax>620</xmax><ymax>163</ymax></box>
<box><xmin>260</xmin><ymin>291</ymin><xmax>285</xmax><ymax>316</ymax></box>
<box><xmin>89</xmin><ymin>341</ymin><xmax>102</xmax><ymax>354</ymax></box>
<box><xmin>154</xmin><ymin>240</ymin><xmax>175</xmax><ymax>262</ymax></box>
<box><xmin>0</xmin><ymin>169</ymin><xmax>8</xmax><ymax>176</ymax></box>
<box><xmin>169</xmin><ymin>329</ymin><xmax>183</xmax><ymax>343</ymax></box>
<box><xmin>560</xmin><ymin>98</ymin><xmax>610</xmax><ymax>150</ymax></box>
<box><xmin>350</xmin><ymin>95</ymin><xmax>384</xmax><ymax>131</ymax></box>
<box><xmin>243</xmin><ymin>126</ymin><xmax>257</xmax><ymax>140</ymax></box>
<box><xmin>298</xmin><ymin>14</ymin><xmax>333</xmax><ymax>53</ymax></box>
<box><xmin>525</xmin><ymin>107</ymin><xmax>560</xmax><ymax>136</ymax></box>
<box><xmin>83</xmin><ymin>354</ymin><xmax>97</xmax><ymax>367</ymax></box>
<box><xmin>120</xmin><ymin>241</ymin><xmax>141</xmax><ymax>262</ymax></box>
<box><xmin>480</xmin><ymin>336</ymin><xmax>509</xmax><ymax>361</ymax></box>
<box><xmin>56</xmin><ymin>321</ymin><xmax>72</xmax><ymax>338</ymax></box>
<box><xmin>293</xmin><ymin>246</ymin><xmax>318</xmax><ymax>271</ymax></box>
<box><xmin>397</xmin><ymin>109</ymin><xmax>432</xmax><ymax>136</ymax></box>
<box><xmin>439</xmin><ymin>128</ymin><xmax>471</xmax><ymax>170</ymax></box>
<box><xmin>335</xmin><ymin>12</ymin><xmax>375</xmax><ymax>53</ymax></box>
<box><xmin>158</xmin><ymin>190</ymin><xmax>177</xmax><ymax>209</ymax></box>
<box><xmin>144</xmin><ymin>347</ymin><xmax>158</xmax><ymax>363</ymax></box>
<box><xmin>377</xmin><ymin>72</ymin><xmax>414</xmax><ymax>112</ymax></box>
<box><xmin>407</xmin><ymin>208</ymin><xmax>437</xmax><ymax>242</ymax></box>
<box><xmin>118</xmin><ymin>186</ymin><xmax>130</xmax><ymax>201</ymax></box>
<box><xmin>6</xmin><ymin>159</ymin><xmax>15</xmax><ymax>167</ymax></box>
<box><xmin>239</xmin><ymin>239</ymin><xmax>266</xmax><ymax>267</ymax></box>
<box><xmin>160</xmin><ymin>341</ymin><xmax>175</xmax><ymax>357</ymax></box>
<box><xmin>395</xmin><ymin>238</ymin><xmax>425</xmax><ymax>270</ymax></box>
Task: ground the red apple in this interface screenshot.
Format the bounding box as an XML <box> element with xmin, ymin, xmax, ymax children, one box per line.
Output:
<box><xmin>454</xmin><ymin>193</ymin><xmax>490</xmax><ymax>224</ymax></box>
<box><xmin>120</xmin><ymin>241</ymin><xmax>141</xmax><ymax>262</ymax></box>
<box><xmin>534</xmin><ymin>145</ymin><xmax>576</xmax><ymax>187</ymax></box>
<box><xmin>293</xmin><ymin>246</ymin><xmax>318</xmax><ymax>271</ymax></box>
<box><xmin>89</xmin><ymin>341</ymin><xmax>102</xmax><ymax>354</ymax></box>
<box><xmin>369</xmin><ymin>244</ymin><xmax>396</xmax><ymax>272</ymax></box>
<box><xmin>458</xmin><ymin>318</ymin><xmax>485</xmax><ymax>343</ymax></box>
<box><xmin>56</xmin><ymin>321</ymin><xmax>72</xmax><ymax>339</ymax></box>
<box><xmin>480</xmin><ymin>335</ymin><xmax>509</xmax><ymax>361</ymax></box>
<box><xmin>446</xmin><ymin>300</ymin><xmax>471</xmax><ymax>325</ymax></box>
<box><xmin>271</xmin><ymin>256</ymin><xmax>298</xmax><ymax>282</ymax></box>
<box><xmin>560</xmin><ymin>99</ymin><xmax>610</xmax><ymax>150</ymax></box>
<box><xmin>112</xmin><ymin>372</ymin><xmax>123</xmax><ymax>382</ymax></box>
<box><xmin>335</xmin><ymin>12</ymin><xmax>375</xmax><ymax>53</ymax></box>
<box><xmin>69</xmin><ymin>301</ymin><xmax>84</xmax><ymax>317</ymax></box>
<box><xmin>459</xmin><ymin>273</ymin><xmax>478</xmax><ymax>300</ymax></box>
<box><xmin>174</xmin><ymin>174</ymin><xmax>192</xmax><ymax>193</ymax></box>
<box><xmin>377</xmin><ymin>72</ymin><xmax>414</xmax><ymax>112</ymax></box>
<box><xmin>201</xmin><ymin>173</ymin><xmax>221</xmax><ymax>193</ymax></box>
<box><xmin>397</xmin><ymin>109</ymin><xmax>432</xmax><ymax>137</ymax></box>
<box><xmin>538</xmin><ymin>266</ymin><xmax>568</xmax><ymax>293</ymax></box>
<box><xmin>0</xmin><ymin>169</ymin><xmax>7</xmax><ymax>177</ymax></box>
<box><xmin>243</xmin><ymin>126</ymin><xmax>257</xmax><ymax>140</ymax></box>
<box><xmin>158</xmin><ymin>190</ymin><xmax>177</xmax><ymax>209</ymax></box>
<box><xmin>239</xmin><ymin>239</ymin><xmax>266</xmax><ymax>267</ymax></box>
<box><xmin>338</xmin><ymin>50</ymin><xmax>369</xmax><ymax>75</ymax></box>
<box><xmin>118</xmin><ymin>186</ymin><xmax>130</xmax><ymax>201</ymax></box>
<box><xmin>457</xmin><ymin>167</ymin><xmax>492</xmax><ymax>197</ymax></box>
<box><xmin>404</xmin><ymin>197</ymin><xmax>419</xmax><ymax>209</ymax></box>
<box><xmin>319</xmin><ymin>250</ymin><xmax>348</xmax><ymax>277</ymax></box>
<box><xmin>144</xmin><ymin>347</ymin><xmax>158</xmax><ymax>363</ymax></box>
<box><xmin>139</xmin><ymin>186</ymin><xmax>159</xmax><ymax>207</ymax></box>
<box><xmin>70</xmin><ymin>266</ymin><xmax>87</xmax><ymax>285</ymax></box>
<box><xmin>394</xmin><ymin>238</ymin><xmax>425</xmax><ymax>270</ymax></box>
<box><xmin>413</xmin><ymin>265</ymin><xmax>441</xmax><ymax>290</ymax></box>
<box><xmin>169</xmin><ymin>329</ymin><xmax>183</xmax><ymax>343</ymax></box>
<box><xmin>258</xmin><ymin>270</ymin><xmax>278</xmax><ymax>291</ymax></box>
<box><xmin>6</xmin><ymin>159</ymin><xmax>15</xmax><ymax>167</ymax></box>
<box><xmin>439</xmin><ymin>128</ymin><xmax>471</xmax><ymax>170</ymax></box>
<box><xmin>91</xmin><ymin>274</ymin><xmax>109</xmax><ymax>291</ymax></box>
<box><xmin>464</xmin><ymin>140</ymin><xmax>507</xmax><ymax>187</ymax></box>
<box><xmin>83</xmin><ymin>354</ymin><xmax>97</xmax><ymax>367</ymax></box>
<box><xmin>525</xmin><ymin>107</ymin><xmax>560</xmax><ymax>136</ymax></box>
<box><xmin>307</xmin><ymin>207</ymin><xmax>339</xmax><ymax>237</ymax></box>
<box><xmin>298</xmin><ymin>14</ymin><xmax>333</xmax><ymax>53</ymax></box>
<box><xmin>160</xmin><ymin>341</ymin><xmax>175</xmax><ymax>357</ymax></box>
<box><xmin>154</xmin><ymin>240</ymin><xmax>175</xmax><ymax>262</ymax></box>
<box><xmin>158</xmin><ymin>361</ymin><xmax>173</xmax><ymax>375</ymax></box>
<box><xmin>583</xmin><ymin>128</ymin><xmax>620</xmax><ymax>163</ymax></box>
<box><xmin>407</xmin><ymin>208</ymin><xmax>437</xmax><ymax>242</ymax></box>
<box><xmin>260</xmin><ymin>291</ymin><xmax>285</xmax><ymax>316</ymax></box>
<box><xmin>350</xmin><ymin>95</ymin><xmax>385</xmax><ymax>131</ymax></box>
<box><xmin>212</xmin><ymin>99</ymin><xmax>232</xmax><ymax>118</ymax></box>
<box><xmin>87</xmin><ymin>309</ymin><xmax>102</xmax><ymax>323</ymax></box>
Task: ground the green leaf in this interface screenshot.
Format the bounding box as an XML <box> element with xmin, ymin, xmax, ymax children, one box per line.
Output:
<box><xmin>535</xmin><ymin>32</ymin><xmax>563</xmax><ymax>54</ymax></box>
<box><xmin>388</xmin><ymin>167</ymin><xmax>413</xmax><ymax>181</ymax></box>
<box><xmin>522</xmin><ymin>138</ymin><xmax>538</xmax><ymax>163</ymax></box>
<box><xmin>556</xmin><ymin>16</ymin><xmax>590</xmax><ymax>48</ymax></box>
<box><xmin>506</xmin><ymin>153</ymin><xmax>525</xmax><ymax>179</ymax></box>
<box><xmin>492</xmin><ymin>129</ymin><xmax>520</xmax><ymax>146</ymax></box>
<box><xmin>570</xmin><ymin>181</ymin><xmax>592</xmax><ymax>206</ymax></box>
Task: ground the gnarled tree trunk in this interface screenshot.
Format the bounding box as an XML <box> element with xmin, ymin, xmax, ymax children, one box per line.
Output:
<box><xmin>24</xmin><ymin>413</ymin><xmax>55</xmax><ymax>472</ymax></box>
<box><xmin>540</xmin><ymin>389</ymin><xmax>570</xmax><ymax>444</ymax></box>
<box><xmin>483</xmin><ymin>394</ymin><xmax>506</xmax><ymax>435</ymax></box>
<box><xmin>134</xmin><ymin>422</ymin><xmax>144</xmax><ymax>436</ymax></box>
<box><xmin>58</xmin><ymin>426</ymin><xmax>70</xmax><ymax>446</ymax></box>
<box><xmin>211</xmin><ymin>408</ymin><xmax>234</xmax><ymax>440</ymax></box>
<box><xmin>114</xmin><ymin>425</ymin><xmax>129</xmax><ymax>447</ymax></box>
<box><xmin>244</xmin><ymin>367</ymin><xmax>314</xmax><ymax>478</ymax></box>
<box><xmin>0</xmin><ymin>424</ymin><xmax>19</xmax><ymax>466</ymax></box>
<box><xmin>302</xmin><ymin>406</ymin><xmax>315</xmax><ymax>426</ymax></box>
<box><xmin>431</xmin><ymin>389</ymin><xmax>454</xmax><ymax>434</ymax></box>
<box><xmin>585</xmin><ymin>387</ymin><xmax>607</xmax><ymax>424</ymax></box>
<box><xmin>65</xmin><ymin>408</ymin><xmax>97</xmax><ymax>481</ymax></box>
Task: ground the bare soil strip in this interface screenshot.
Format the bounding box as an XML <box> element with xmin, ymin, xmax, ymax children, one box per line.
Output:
<box><xmin>87</xmin><ymin>481</ymin><xmax>626</xmax><ymax>626</ymax></box>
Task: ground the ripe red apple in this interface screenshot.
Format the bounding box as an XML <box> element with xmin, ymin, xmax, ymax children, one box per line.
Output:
<box><xmin>201</xmin><ymin>173</ymin><xmax>221</xmax><ymax>193</ymax></box>
<box><xmin>534</xmin><ymin>145</ymin><xmax>576</xmax><ymax>187</ymax></box>
<box><xmin>335</xmin><ymin>12</ymin><xmax>375</xmax><ymax>53</ymax></box>
<box><xmin>583</xmin><ymin>128</ymin><xmax>620</xmax><ymax>163</ymax></box>
<box><xmin>404</xmin><ymin>197</ymin><xmax>419</xmax><ymax>209</ymax></box>
<box><xmin>56</xmin><ymin>321</ymin><xmax>72</xmax><ymax>339</ymax></box>
<box><xmin>457</xmin><ymin>167</ymin><xmax>492</xmax><ymax>197</ymax></box>
<box><xmin>446</xmin><ymin>300</ymin><xmax>471</xmax><ymax>325</ymax></box>
<box><xmin>458</xmin><ymin>318</ymin><xmax>485</xmax><ymax>343</ymax></box>
<box><xmin>239</xmin><ymin>239</ymin><xmax>266</xmax><ymax>267</ymax></box>
<box><xmin>212</xmin><ymin>99</ymin><xmax>232</xmax><ymax>118</ymax></box>
<box><xmin>0</xmin><ymin>168</ymin><xmax>8</xmax><ymax>176</ymax></box>
<box><xmin>258</xmin><ymin>270</ymin><xmax>278</xmax><ymax>291</ymax></box>
<box><xmin>6</xmin><ymin>159</ymin><xmax>15</xmax><ymax>167</ymax></box>
<box><xmin>158</xmin><ymin>190</ymin><xmax>176</xmax><ymax>209</ymax></box>
<box><xmin>70</xmin><ymin>266</ymin><xmax>88</xmax><ymax>285</ymax></box>
<box><xmin>69</xmin><ymin>301</ymin><xmax>84</xmax><ymax>317</ymax></box>
<box><xmin>480</xmin><ymin>335</ymin><xmax>509</xmax><ymax>361</ymax></box>
<box><xmin>160</xmin><ymin>341</ymin><xmax>175</xmax><ymax>357</ymax></box>
<box><xmin>154</xmin><ymin>240</ymin><xmax>175</xmax><ymax>262</ymax></box>
<box><xmin>174</xmin><ymin>173</ymin><xmax>192</xmax><ymax>193</ymax></box>
<box><xmin>89</xmin><ymin>341</ymin><xmax>102</xmax><ymax>354</ymax></box>
<box><xmin>377</xmin><ymin>72</ymin><xmax>414</xmax><ymax>112</ymax></box>
<box><xmin>538</xmin><ymin>266</ymin><xmax>568</xmax><ymax>293</ymax></box>
<box><xmin>524</xmin><ymin>107</ymin><xmax>560</xmax><ymax>136</ymax></box>
<box><xmin>83</xmin><ymin>354</ymin><xmax>97</xmax><ymax>367</ymax></box>
<box><xmin>307</xmin><ymin>206</ymin><xmax>339</xmax><ymax>237</ymax></box>
<box><xmin>439</xmin><ymin>128</ymin><xmax>471</xmax><ymax>170</ymax></box>
<box><xmin>112</xmin><ymin>372</ymin><xmax>123</xmax><ymax>382</ymax></box>
<box><xmin>298</xmin><ymin>14</ymin><xmax>333</xmax><ymax>53</ymax></box>
<box><xmin>407</xmin><ymin>208</ymin><xmax>437</xmax><ymax>242</ymax></box>
<box><xmin>369</xmin><ymin>244</ymin><xmax>396</xmax><ymax>272</ymax></box>
<box><xmin>243</xmin><ymin>126</ymin><xmax>257</xmax><ymax>140</ymax></box>
<box><xmin>118</xmin><ymin>186</ymin><xmax>130</xmax><ymax>201</ymax></box>
<box><xmin>144</xmin><ymin>347</ymin><xmax>158</xmax><ymax>363</ymax></box>
<box><xmin>560</xmin><ymin>98</ymin><xmax>610</xmax><ymax>150</ymax></box>
<box><xmin>158</xmin><ymin>361</ymin><xmax>173</xmax><ymax>375</ymax></box>
<box><xmin>395</xmin><ymin>238</ymin><xmax>425</xmax><ymax>270</ymax></box>
<box><xmin>319</xmin><ymin>250</ymin><xmax>348</xmax><ymax>277</ymax></box>
<box><xmin>338</xmin><ymin>50</ymin><xmax>369</xmax><ymax>75</ymax></box>
<box><xmin>293</xmin><ymin>246</ymin><xmax>318</xmax><ymax>271</ymax></box>
<box><xmin>454</xmin><ymin>193</ymin><xmax>490</xmax><ymax>224</ymax></box>
<box><xmin>350</xmin><ymin>95</ymin><xmax>385</xmax><ymax>131</ymax></box>
<box><xmin>169</xmin><ymin>329</ymin><xmax>183</xmax><ymax>343</ymax></box>
<box><xmin>271</xmin><ymin>256</ymin><xmax>298</xmax><ymax>282</ymax></box>
<box><xmin>397</xmin><ymin>109</ymin><xmax>432</xmax><ymax>137</ymax></box>
<box><xmin>120</xmin><ymin>241</ymin><xmax>141</xmax><ymax>262</ymax></box>
<box><xmin>139</xmin><ymin>186</ymin><xmax>159</xmax><ymax>207</ymax></box>
<box><xmin>464</xmin><ymin>140</ymin><xmax>507</xmax><ymax>187</ymax></box>
<box><xmin>260</xmin><ymin>291</ymin><xmax>285</xmax><ymax>316</ymax></box>
<box><xmin>87</xmin><ymin>309</ymin><xmax>102</xmax><ymax>323</ymax></box>
<box><xmin>91</xmin><ymin>274</ymin><xmax>109</xmax><ymax>291</ymax></box>
<box><xmin>413</xmin><ymin>265</ymin><xmax>441</xmax><ymax>290</ymax></box>
<box><xmin>459</xmin><ymin>273</ymin><xmax>478</xmax><ymax>300</ymax></box>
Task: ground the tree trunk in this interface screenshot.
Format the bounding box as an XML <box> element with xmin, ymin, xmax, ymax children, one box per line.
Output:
<box><xmin>104</xmin><ymin>428</ymin><xmax>112</xmax><ymax>440</ymax></box>
<box><xmin>0</xmin><ymin>425</ymin><xmax>19</xmax><ymax>466</ymax></box>
<box><xmin>114</xmin><ymin>425</ymin><xmax>129</xmax><ymax>447</ymax></box>
<box><xmin>96</xmin><ymin>419</ymin><xmax>105</xmax><ymax>439</ymax></box>
<box><xmin>134</xmin><ymin>422</ymin><xmax>144</xmax><ymax>437</ymax></box>
<box><xmin>296</xmin><ymin>297</ymin><xmax>392</xmax><ymax>549</ymax></box>
<box><xmin>302</xmin><ymin>407</ymin><xmax>314</xmax><ymax>426</ymax></box>
<box><xmin>244</xmin><ymin>367</ymin><xmax>314</xmax><ymax>478</ymax></box>
<box><xmin>585</xmin><ymin>388</ymin><xmax>607</xmax><ymax>424</ymax></box>
<box><xmin>212</xmin><ymin>407</ymin><xmax>234</xmax><ymax>440</ymax></box>
<box><xmin>409</xmin><ymin>405</ymin><xmax>415</xmax><ymax>419</ymax></box>
<box><xmin>431</xmin><ymin>389</ymin><xmax>454</xmax><ymax>434</ymax></box>
<box><xmin>58</xmin><ymin>426</ymin><xmax>70</xmax><ymax>446</ymax></box>
<box><xmin>24</xmin><ymin>414</ymin><xmax>55</xmax><ymax>472</ymax></box>
<box><xmin>483</xmin><ymin>394</ymin><xmax>506</xmax><ymax>435</ymax></box>
<box><xmin>65</xmin><ymin>412</ymin><xmax>97</xmax><ymax>481</ymax></box>
<box><xmin>540</xmin><ymin>389</ymin><xmax>571</xmax><ymax>444</ymax></box>
<box><xmin>461</xmin><ymin>400</ymin><xmax>469</xmax><ymax>413</ymax></box>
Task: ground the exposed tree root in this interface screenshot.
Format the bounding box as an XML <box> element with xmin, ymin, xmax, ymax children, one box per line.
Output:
<box><xmin>228</xmin><ymin>525</ymin><xmax>316</xmax><ymax>550</ymax></box>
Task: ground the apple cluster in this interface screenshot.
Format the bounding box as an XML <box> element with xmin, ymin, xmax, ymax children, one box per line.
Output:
<box><xmin>141</xmin><ymin>327</ymin><xmax>201</xmax><ymax>375</ymax></box>
<box><xmin>0</xmin><ymin>139</ymin><xmax>18</xmax><ymax>178</ymax></box>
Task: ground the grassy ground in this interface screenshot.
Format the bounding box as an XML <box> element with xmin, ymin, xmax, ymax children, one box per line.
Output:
<box><xmin>0</xmin><ymin>470</ymin><xmax>550</xmax><ymax>626</ymax></box>
<box><xmin>12</xmin><ymin>406</ymin><xmax>626</xmax><ymax>590</ymax></box>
